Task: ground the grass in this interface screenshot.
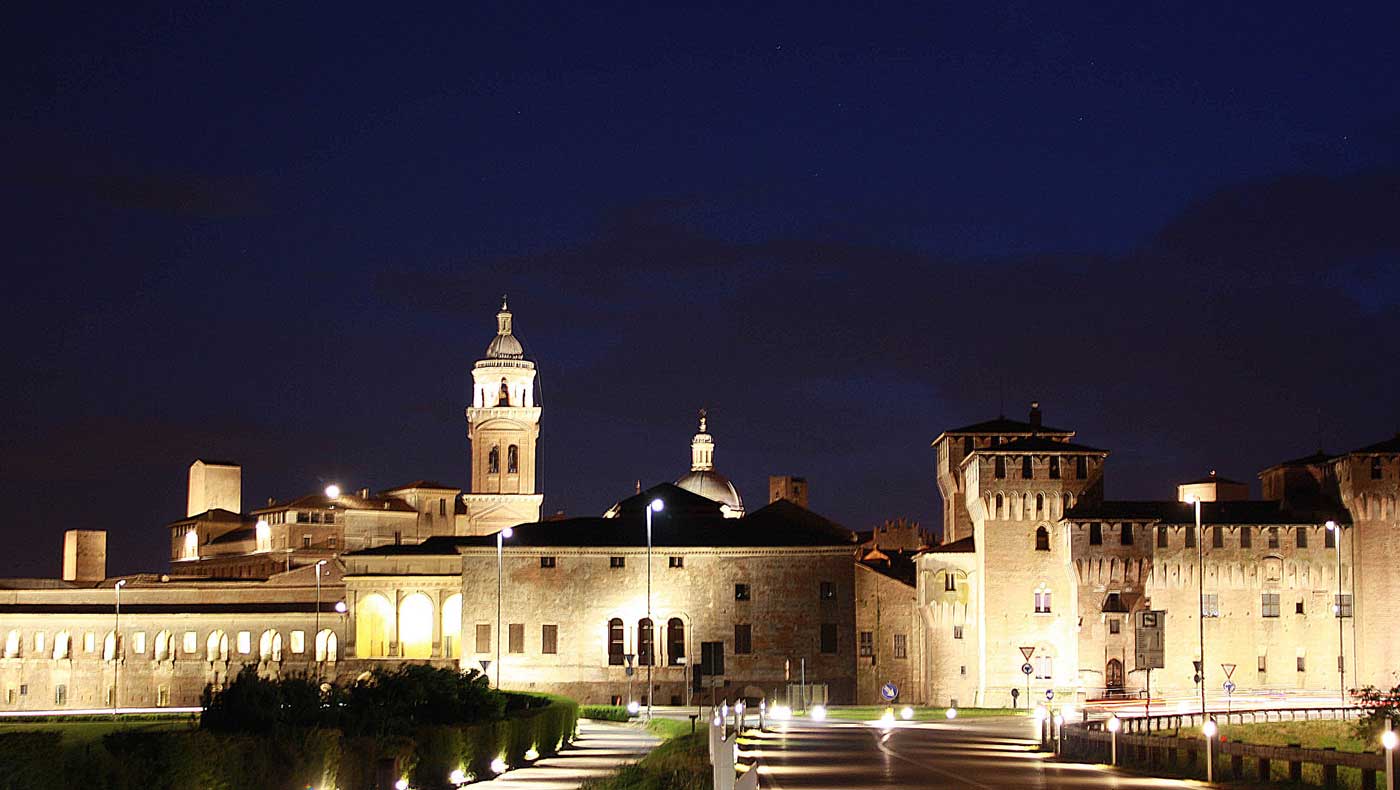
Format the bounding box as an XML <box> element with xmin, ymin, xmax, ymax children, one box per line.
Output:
<box><xmin>578</xmin><ymin>728</ymin><xmax>709</xmax><ymax>790</ymax></box>
<box><xmin>1177</xmin><ymin>719</ymin><xmax>1368</xmax><ymax>752</ymax></box>
<box><xmin>823</xmin><ymin>705</ymin><xmax>1026</xmax><ymax>721</ymax></box>
<box><xmin>645</xmin><ymin>717</ymin><xmax>697</xmax><ymax>740</ymax></box>
<box><xmin>0</xmin><ymin>716</ymin><xmax>196</xmax><ymax>745</ymax></box>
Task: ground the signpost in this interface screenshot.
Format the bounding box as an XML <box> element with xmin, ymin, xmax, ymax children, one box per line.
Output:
<box><xmin>1135</xmin><ymin>611</ymin><xmax>1166</xmax><ymax>725</ymax></box>
<box><xmin>1020</xmin><ymin>646</ymin><xmax>1035</xmax><ymax>709</ymax></box>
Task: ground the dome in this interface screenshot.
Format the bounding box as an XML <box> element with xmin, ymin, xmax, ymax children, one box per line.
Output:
<box><xmin>485</xmin><ymin>297</ymin><xmax>525</xmax><ymax>359</ymax></box>
<box><xmin>675</xmin><ymin>469</ymin><xmax>744</xmax><ymax>514</ymax></box>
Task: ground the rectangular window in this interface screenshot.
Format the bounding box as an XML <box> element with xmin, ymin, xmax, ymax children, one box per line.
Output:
<box><xmin>1022</xmin><ymin>456</ymin><xmax>1033</xmax><ymax>479</ymax></box>
<box><xmin>183</xmin><ymin>632</ymin><xmax>197</xmax><ymax>654</ymax></box>
<box><xmin>1109</xmin><ymin>618</ymin><xmax>1121</xmax><ymax>634</ymax></box>
<box><xmin>297</xmin><ymin>511</ymin><xmax>309</xmax><ymax>523</ymax></box>
<box><xmin>1034</xmin><ymin>656</ymin><xmax>1053</xmax><ymax>680</ymax></box>
<box><xmin>541</xmin><ymin>624</ymin><xmax>558</xmax><ymax>654</ymax></box>
<box><xmin>393</xmin><ymin>531</ymin><xmax>402</xmax><ymax>545</ymax></box>
<box><xmin>1121</xmin><ymin>522</ymin><xmax>1134</xmax><ymax>545</ymax></box>
<box><xmin>439</xmin><ymin>498</ymin><xmax>447</xmax><ymax>517</ymax></box>
<box><xmin>1258</xmin><ymin>655</ymin><xmax>1267</xmax><ymax>673</ymax></box>
<box><xmin>735</xmin><ymin>583</ymin><xmax>751</xmax><ymax>601</ymax></box>
<box><xmin>327</xmin><ymin>536</ymin><xmax>337</xmax><ymax>549</ymax></box>
<box><xmin>1076</xmin><ymin>456</ymin><xmax>1088</xmax><ymax>479</ymax></box>
<box><xmin>820</xmin><ymin>623</ymin><xmax>838</xmax><ymax>654</ymax></box>
<box><xmin>734</xmin><ymin>624</ymin><xmax>752</xmax><ymax>654</ymax></box>
<box><xmin>237</xmin><ymin>631</ymin><xmax>251</xmax><ymax>654</ymax></box>
<box><xmin>34</xmin><ymin>632</ymin><xmax>44</xmax><ymax>654</ymax></box>
<box><xmin>323</xmin><ymin>513</ymin><xmax>334</xmax><ymax>524</ymax></box>
<box><xmin>820</xmin><ymin>581</ymin><xmax>835</xmax><ymax>600</ymax></box>
<box><xmin>1034</xmin><ymin>591</ymin><xmax>1052</xmax><ymax>614</ymax></box>
<box><xmin>540</xmin><ymin>556</ymin><xmax>556</xmax><ymax>568</ymax></box>
<box><xmin>1157</xmin><ymin>526</ymin><xmax>1168</xmax><ymax>548</ymax></box>
<box><xmin>1268</xmin><ymin>527</ymin><xmax>1279</xmax><ymax>548</ymax></box>
<box><xmin>1297</xmin><ymin>655</ymin><xmax>1306</xmax><ymax>673</ymax></box>
<box><xmin>302</xmin><ymin>535</ymin><xmax>312</xmax><ymax>548</ymax></box>
<box><xmin>1296</xmin><ymin>599</ymin><xmax>1305</xmax><ymax>614</ymax></box>
<box><xmin>156</xmin><ymin>686</ymin><xmax>170</xmax><ymax>707</ymax></box>
<box><xmin>668</xmin><ymin>556</ymin><xmax>684</xmax><ymax>568</ymax></box>
<box><xmin>701</xmin><ymin>641</ymin><xmax>725</xmax><ymax>675</ymax></box>
<box><xmin>894</xmin><ymin>633</ymin><xmax>908</xmax><ymax>658</ymax></box>
<box><xmin>1325</xmin><ymin>527</ymin><xmax>1336</xmax><ymax>548</ymax></box>
<box><xmin>994</xmin><ymin>457</ymin><xmax>1006</xmax><ymax>479</ymax></box>
<box><xmin>952</xmin><ymin>625</ymin><xmax>963</xmax><ymax>640</ymax></box>
<box><xmin>133</xmin><ymin>632</ymin><xmax>146</xmax><ymax>654</ymax></box>
<box><xmin>1185</xmin><ymin>527</ymin><xmax>1196</xmax><ymax>548</ymax></box>
<box><xmin>1211</xmin><ymin>526</ymin><xmax>1223</xmax><ymax>548</ymax></box>
<box><xmin>310</xmin><ymin>512</ymin><xmax>322</xmax><ymax>524</ymax></box>
<box><xmin>1049</xmin><ymin>456</ymin><xmax>1060</xmax><ymax>479</ymax></box>
<box><xmin>1297</xmin><ymin>528</ymin><xmax>1308</xmax><ymax>548</ymax></box>
<box><xmin>1089</xmin><ymin>522</ymin><xmax>1102</xmax><ymax>545</ymax></box>
<box><xmin>858</xmin><ymin>631</ymin><xmax>873</xmax><ymax>657</ymax></box>
<box><xmin>475</xmin><ymin>624</ymin><xmax>491</xmax><ymax>654</ymax></box>
<box><xmin>1261</xmin><ymin>593</ymin><xmax>1281</xmax><ymax>618</ymax></box>
<box><xmin>944</xmin><ymin>574</ymin><xmax>956</xmax><ymax>592</ymax></box>
<box><xmin>55</xmin><ymin>685</ymin><xmax>66</xmax><ymax>706</ymax></box>
<box><xmin>84</xmin><ymin>632</ymin><xmax>95</xmax><ymax>653</ymax></box>
<box><xmin>508</xmin><ymin>623</ymin><xmax>524</xmax><ymax>654</ymax></box>
<box><xmin>1241</xmin><ymin>528</ymin><xmax>1252</xmax><ymax>548</ymax></box>
<box><xmin>291</xmin><ymin>631</ymin><xmax>305</xmax><ymax>654</ymax></box>
<box><xmin>609</xmin><ymin>556</ymin><xmax>625</xmax><ymax>569</ymax></box>
<box><xmin>1202</xmin><ymin>593</ymin><xmax>1220</xmax><ymax>617</ymax></box>
<box><xmin>1336</xmin><ymin>594</ymin><xmax>1353</xmax><ymax>618</ymax></box>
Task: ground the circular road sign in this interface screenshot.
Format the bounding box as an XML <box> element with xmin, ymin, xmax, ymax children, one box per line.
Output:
<box><xmin>1045</xmin><ymin>689</ymin><xmax>1055</xmax><ymax>701</ymax></box>
<box><xmin>1021</xmin><ymin>662</ymin><xmax>1034</xmax><ymax>675</ymax></box>
<box><xmin>880</xmin><ymin>682</ymin><xmax>899</xmax><ymax>701</ymax></box>
<box><xmin>1223</xmin><ymin>680</ymin><xmax>1236</xmax><ymax>694</ymax></box>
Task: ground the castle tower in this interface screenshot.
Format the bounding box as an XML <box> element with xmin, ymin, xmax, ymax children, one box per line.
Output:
<box><xmin>460</xmin><ymin>298</ymin><xmax>544</xmax><ymax>535</ymax></box>
<box><xmin>1333</xmin><ymin>434</ymin><xmax>1400</xmax><ymax>688</ymax></box>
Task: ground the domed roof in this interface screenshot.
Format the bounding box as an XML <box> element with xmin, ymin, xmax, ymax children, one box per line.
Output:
<box><xmin>675</xmin><ymin>469</ymin><xmax>744</xmax><ymax>513</ymax></box>
<box><xmin>484</xmin><ymin>297</ymin><xmax>525</xmax><ymax>360</ymax></box>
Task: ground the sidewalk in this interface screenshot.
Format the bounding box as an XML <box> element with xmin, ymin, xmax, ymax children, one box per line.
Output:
<box><xmin>474</xmin><ymin>719</ymin><xmax>660</xmax><ymax>788</ymax></box>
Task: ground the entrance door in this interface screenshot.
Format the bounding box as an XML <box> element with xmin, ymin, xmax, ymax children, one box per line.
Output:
<box><xmin>1106</xmin><ymin>658</ymin><xmax>1124</xmax><ymax>692</ymax></box>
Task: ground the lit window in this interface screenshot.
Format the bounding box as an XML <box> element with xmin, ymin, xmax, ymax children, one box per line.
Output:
<box><xmin>735</xmin><ymin>583</ymin><xmax>751</xmax><ymax>601</ymax></box>
<box><xmin>33</xmin><ymin>632</ymin><xmax>44</xmax><ymax>655</ymax></box>
<box><xmin>84</xmin><ymin>632</ymin><xmax>95</xmax><ymax>653</ymax></box>
<box><xmin>1034</xmin><ymin>588</ymin><xmax>1052</xmax><ymax>614</ymax></box>
<box><xmin>183</xmin><ymin>632</ymin><xmax>197</xmax><ymax>654</ymax></box>
<box><xmin>858</xmin><ymin>631</ymin><xmax>873</xmax><ymax>657</ymax></box>
<box><xmin>1201</xmin><ymin>594</ymin><xmax>1220</xmax><ymax>617</ymax></box>
<box><xmin>894</xmin><ymin>633</ymin><xmax>908</xmax><ymax>657</ymax></box>
<box><xmin>290</xmin><ymin>631</ymin><xmax>306</xmax><ymax>654</ymax></box>
<box><xmin>133</xmin><ymin>632</ymin><xmax>146</xmax><ymax>654</ymax></box>
<box><xmin>237</xmin><ymin>631</ymin><xmax>251</xmax><ymax>654</ymax></box>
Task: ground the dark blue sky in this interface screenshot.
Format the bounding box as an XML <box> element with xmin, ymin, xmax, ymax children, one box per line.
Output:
<box><xmin>4</xmin><ymin>3</ymin><xmax>1398</xmax><ymax>577</ymax></box>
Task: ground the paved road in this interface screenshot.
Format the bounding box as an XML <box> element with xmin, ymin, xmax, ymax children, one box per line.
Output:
<box><xmin>749</xmin><ymin>716</ymin><xmax>1198</xmax><ymax>789</ymax></box>
<box><xmin>474</xmin><ymin>720</ymin><xmax>658</xmax><ymax>789</ymax></box>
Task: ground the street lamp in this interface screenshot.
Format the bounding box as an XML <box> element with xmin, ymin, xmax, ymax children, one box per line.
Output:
<box><xmin>1381</xmin><ymin>722</ymin><xmax>1396</xmax><ymax>790</ymax></box>
<box><xmin>314</xmin><ymin>559</ymin><xmax>328</xmax><ymax>661</ymax></box>
<box><xmin>1190</xmin><ymin>495</ymin><xmax>1208</xmax><ymax>718</ymax></box>
<box><xmin>113</xmin><ymin>579</ymin><xmax>126</xmax><ymax>714</ymax></box>
<box><xmin>1326</xmin><ymin>520</ymin><xmax>1346</xmax><ymax>704</ymax></box>
<box><xmin>645</xmin><ymin>498</ymin><xmax>663</xmax><ymax>719</ymax></box>
<box><xmin>1107</xmin><ymin>714</ymin><xmax>1121</xmax><ymax>765</ymax></box>
<box><xmin>1203</xmin><ymin>718</ymin><xmax>1218</xmax><ymax>782</ymax></box>
<box><xmin>496</xmin><ymin>527</ymin><xmax>513</xmax><ymax>689</ymax></box>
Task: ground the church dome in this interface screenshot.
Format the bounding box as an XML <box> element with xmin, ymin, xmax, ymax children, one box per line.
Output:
<box><xmin>485</xmin><ymin>297</ymin><xmax>525</xmax><ymax>359</ymax></box>
<box><xmin>673</xmin><ymin>410</ymin><xmax>744</xmax><ymax>517</ymax></box>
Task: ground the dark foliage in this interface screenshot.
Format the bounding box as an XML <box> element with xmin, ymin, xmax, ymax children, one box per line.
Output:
<box><xmin>1353</xmin><ymin>683</ymin><xmax>1400</xmax><ymax>741</ymax></box>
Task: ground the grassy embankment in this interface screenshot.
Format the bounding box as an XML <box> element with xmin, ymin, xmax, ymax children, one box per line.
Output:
<box><xmin>577</xmin><ymin>718</ymin><xmax>711</xmax><ymax>790</ymax></box>
<box><xmin>0</xmin><ymin>715</ymin><xmax>196</xmax><ymax>744</ymax></box>
<box><xmin>1174</xmin><ymin>719</ymin><xmax>1376</xmax><ymax>789</ymax></box>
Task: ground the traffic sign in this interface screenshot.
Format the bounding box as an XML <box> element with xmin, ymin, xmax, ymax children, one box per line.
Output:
<box><xmin>625</xmin><ymin>666</ymin><xmax>634</xmax><ymax>677</ymax></box>
<box><xmin>1221</xmin><ymin>663</ymin><xmax>1237</xmax><ymax>679</ymax></box>
<box><xmin>880</xmin><ymin>682</ymin><xmax>899</xmax><ymax>701</ymax></box>
<box><xmin>1134</xmin><ymin>610</ymin><xmax>1165</xmax><ymax>670</ymax></box>
<box><xmin>1223</xmin><ymin>680</ymin><xmax>1236</xmax><ymax>694</ymax></box>
<box><xmin>1019</xmin><ymin>646</ymin><xmax>1036</xmax><ymax>661</ymax></box>
<box><xmin>1045</xmin><ymin>689</ymin><xmax>1054</xmax><ymax>701</ymax></box>
<box><xmin>1021</xmin><ymin>662</ymin><xmax>1034</xmax><ymax>676</ymax></box>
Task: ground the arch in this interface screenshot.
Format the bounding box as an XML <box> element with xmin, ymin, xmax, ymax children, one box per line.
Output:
<box><xmin>498</xmin><ymin>377</ymin><xmax>510</xmax><ymax>406</ymax></box>
<box><xmin>316</xmin><ymin>630</ymin><xmax>337</xmax><ymax>662</ymax></box>
<box><xmin>442</xmin><ymin>593</ymin><xmax>463</xmax><ymax>659</ymax></box>
<box><xmin>666</xmin><ymin>617</ymin><xmax>685</xmax><ymax>665</ymax></box>
<box><xmin>638</xmin><ymin>618</ymin><xmax>654</xmax><ymax>667</ymax></box>
<box><xmin>1035</xmin><ymin>493</ymin><xmax>1044</xmax><ymax>516</ymax></box>
<box><xmin>154</xmin><ymin>630</ymin><xmax>171</xmax><ymax>661</ymax></box>
<box><xmin>356</xmin><ymin>593</ymin><xmax>394</xmax><ymax>658</ymax></box>
<box><xmin>259</xmin><ymin>630</ymin><xmax>278</xmax><ymax>661</ymax></box>
<box><xmin>488</xmin><ymin>445</ymin><xmax>500</xmax><ymax>474</ymax></box>
<box><xmin>1062</xmin><ymin>493</ymin><xmax>1072</xmax><ymax>512</ymax></box>
<box><xmin>607</xmin><ymin>618</ymin><xmax>624</xmax><ymax>665</ymax></box>
<box><xmin>399</xmin><ymin>593</ymin><xmax>434</xmax><ymax>659</ymax></box>
<box><xmin>206</xmin><ymin>630</ymin><xmax>228</xmax><ymax>662</ymax></box>
<box><xmin>1106</xmin><ymin>658</ymin><xmax>1124</xmax><ymax>690</ymax></box>
<box><xmin>3</xmin><ymin>630</ymin><xmax>19</xmax><ymax>658</ymax></box>
<box><xmin>507</xmin><ymin>445</ymin><xmax>519</xmax><ymax>474</ymax></box>
<box><xmin>995</xmin><ymin>493</ymin><xmax>1004</xmax><ymax>517</ymax></box>
<box><xmin>1035</xmin><ymin>526</ymin><xmax>1050</xmax><ymax>551</ymax></box>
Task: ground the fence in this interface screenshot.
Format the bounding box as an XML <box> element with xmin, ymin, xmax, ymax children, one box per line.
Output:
<box><xmin>1060</xmin><ymin>706</ymin><xmax>1390</xmax><ymax>789</ymax></box>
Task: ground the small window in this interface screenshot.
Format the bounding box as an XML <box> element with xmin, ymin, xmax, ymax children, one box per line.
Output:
<box><xmin>734</xmin><ymin>624</ymin><xmax>752</xmax><ymax>655</ymax></box>
<box><xmin>133</xmin><ymin>632</ymin><xmax>146</xmax><ymax>654</ymax></box>
<box><xmin>290</xmin><ymin>631</ymin><xmax>305</xmax><ymax>654</ymax></box>
<box><xmin>1296</xmin><ymin>600</ymin><xmax>1305</xmax><ymax>615</ymax></box>
<box><xmin>1034</xmin><ymin>590</ymin><xmax>1052</xmax><ymax>614</ymax></box>
<box><xmin>858</xmin><ymin>631</ymin><xmax>873</xmax><ymax>657</ymax></box>
<box><xmin>1297</xmin><ymin>655</ymin><xmax>1306</xmax><ymax>672</ymax></box>
<box><xmin>1258</xmin><ymin>655</ymin><xmax>1267</xmax><ymax>673</ymax></box>
<box><xmin>607</xmin><ymin>619</ymin><xmax>623</xmax><ymax>665</ymax></box>
<box><xmin>1035</xmin><ymin>494</ymin><xmax>1044</xmax><ymax>516</ymax></box>
<box><xmin>438</xmin><ymin>497</ymin><xmax>447</xmax><ymax>517</ymax></box>
<box><xmin>1336</xmin><ymin>594</ymin><xmax>1353</xmax><ymax>618</ymax></box>
<box><xmin>1034</xmin><ymin>655</ymin><xmax>1053</xmax><ymax>680</ymax></box>
<box><xmin>1268</xmin><ymin>527</ymin><xmax>1280</xmax><ymax>548</ymax></box>
<box><xmin>1121</xmin><ymin>523</ymin><xmax>1134</xmax><ymax>545</ymax></box>
<box><xmin>310</xmin><ymin>512</ymin><xmax>321</xmax><ymax>524</ymax></box>
<box><xmin>183</xmin><ymin>632</ymin><xmax>197</xmax><ymax>654</ymax></box>
<box><xmin>488</xmin><ymin>445</ymin><xmax>500</xmax><ymax>473</ymax></box>
<box><xmin>894</xmin><ymin>633</ymin><xmax>908</xmax><ymax>658</ymax></box>
<box><xmin>1261</xmin><ymin>593</ymin><xmax>1280</xmax><ymax>618</ymax></box>
<box><xmin>1202</xmin><ymin>594</ymin><xmax>1219</xmax><ymax>617</ymax></box>
<box><xmin>1324</xmin><ymin>527</ymin><xmax>1336</xmax><ymax>548</ymax></box>
<box><xmin>237</xmin><ymin>631</ymin><xmax>252</xmax><ymax>654</ymax></box>
<box><xmin>820</xmin><ymin>581</ymin><xmax>835</xmax><ymax>600</ymax></box>
<box><xmin>1157</xmin><ymin>526</ymin><xmax>1168</xmax><ymax>548</ymax></box>
<box><xmin>84</xmin><ymin>632</ymin><xmax>95</xmax><ymax>653</ymax></box>
<box><xmin>1035</xmin><ymin>526</ymin><xmax>1050</xmax><ymax>551</ymax></box>
<box><xmin>1048</xmin><ymin>456</ymin><xmax>1060</xmax><ymax>479</ymax></box>
<box><xmin>944</xmin><ymin>574</ymin><xmax>956</xmax><ymax>592</ymax></box>
<box><xmin>1088</xmin><ymin>522</ymin><xmax>1102</xmax><ymax>545</ymax></box>
<box><xmin>323</xmin><ymin>512</ymin><xmax>335</xmax><ymax>524</ymax></box>
<box><xmin>540</xmin><ymin>556</ymin><xmax>556</xmax><ymax>568</ymax></box>
<box><xmin>609</xmin><ymin>556</ymin><xmax>625</xmax><ymax>569</ymax></box>
<box><xmin>156</xmin><ymin>686</ymin><xmax>170</xmax><ymax>707</ymax></box>
<box><xmin>994</xmin><ymin>457</ymin><xmax>1006</xmax><ymax>479</ymax></box>
<box><xmin>1296</xmin><ymin>527</ymin><xmax>1308</xmax><ymax>548</ymax></box>
<box><xmin>1185</xmin><ymin>527</ymin><xmax>1196</xmax><ymax>548</ymax></box>
<box><xmin>1210</xmin><ymin>526</ymin><xmax>1222</xmax><ymax>548</ymax></box>
<box><xmin>327</xmin><ymin>536</ymin><xmax>337</xmax><ymax>549</ymax></box>
<box><xmin>820</xmin><ymin>623</ymin><xmax>838</xmax><ymax>654</ymax></box>
<box><xmin>475</xmin><ymin>623</ymin><xmax>491</xmax><ymax>654</ymax></box>
<box><xmin>995</xmin><ymin>493</ymin><xmax>1004</xmax><ymax>516</ymax></box>
<box><xmin>393</xmin><ymin>531</ymin><xmax>402</xmax><ymax>545</ymax></box>
<box><xmin>508</xmin><ymin>623</ymin><xmax>524</xmax><ymax>654</ymax></box>
<box><xmin>735</xmin><ymin>583</ymin><xmax>751</xmax><ymax>601</ymax></box>
<box><xmin>638</xmin><ymin>618</ymin><xmax>654</xmax><ymax>666</ymax></box>
<box><xmin>952</xmin><ymin>625</ymin><xmax>964</xmax><ymax>640</ymax></box>
<box><xmin>302</xmin><ymin>535</ymin><xmax>312</xmax><ymax>548</ymax></box>
<box><xmin>1241</xmin><ymin>527</ymin><xmax>1252</xmax><ymax>548</ymax></box>
<box><xmin>668</xmin><ymin>556</ymin><xmax>684</xmax><ymax>568</ymax></box>
<box><xmin>1076</xmin><ymin>456</ymin><xmax>1088</xmax><ymax>479</ymax></box>
<box><xmin>55</xmin><ymin>685</ymin><xmax>67</xmax><ymax>706</ymax></box>
<box><xmin>1108</xmin><ymin>618</ymin><xmax>1121</xmax><ymax>635</ymax></box>
<box><xmin>1372</xmin><ymin>457</ymin><xmax>1383</xmax><ymax>479</ymax></box>
<box><xmin>507</xmin><ymin>444</ymin><xmax>519</xmax><ymax>474</ymax></box>
<box><xmin>541</xmin><ymin>624</ymin><xmax>558</xmax><ymax>654</ymax></box>
<box><xmin>1022</xmin><ymin>456</ymin><xmax>1033</xmax><ymax>479</ymax></box>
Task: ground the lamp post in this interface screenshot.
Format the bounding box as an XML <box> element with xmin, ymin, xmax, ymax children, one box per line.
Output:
<box><xmin>113</xmin><ymin>579</ymin><xmax>126</xmax><ymax>715</ymax></box>
<box><xmin>1326</xmin><ymin>520</ymin><xmax>1346</xmax><ymax>704</ymax></box>
<box><xmin>496</xmin><ymin>527</ymin><xmax>514</xmax><ymax>689</ymax></box>
<box><xmin>645</xmin><ymin>498</ymin><xmax>663</xmax><ymax>719</ymax></box>
<box><xmin>1191</xmin><ymin>495</ymin><xmax>1207</xmax><ymax>719</ymax></box>
<box><xmin>314</xmin><ymin>559</ymin><xmax>327</xmax><ymax>661</ymax></box>
<box><xmin>1203</xmin><ymin>718</ymin><xmax>1218</xmax><ymax>782</ymax></box>
<box><xmin>1381</xmin><ymin>719</ymin><xmax>1395</xmax><ymax>790</ymax></box>
<box><xmin>1107</xmin><ymin>714</ymin><xmax>1121</xmax><ymax>766</ymax></box>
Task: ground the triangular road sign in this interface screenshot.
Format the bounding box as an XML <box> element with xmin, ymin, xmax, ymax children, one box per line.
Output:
<box><xmin>1019</xmin><ymin>646</ymin><xmax>1035</xmax><ymax>661</ymax></box>
<box><xmin>1221</xmin><ymin>663</ymin><xmax>1236</xmax><ymax>679</ymax></box>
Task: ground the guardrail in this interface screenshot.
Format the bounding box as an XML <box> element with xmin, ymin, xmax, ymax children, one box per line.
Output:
<box><xmin>1060</xmin><ymin>706</ymin><xmax>1391</xmax><ymax>789</ymax></box>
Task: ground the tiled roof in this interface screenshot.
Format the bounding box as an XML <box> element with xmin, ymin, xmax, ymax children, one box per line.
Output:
<box><xmin>253</xmin><ymin>492</ymin><xmax>416</xmax><ymax>514</ymax></box>
<box><xmin>209</xmin><ymin>527</ymin><xmax>256</xmax><ymax>545</ymax></box>
<box><xmin>383</xmin><ymin>480</ymin><xmax>459</xmax><ymax>491</ymax></box>
<box><xmin>166</xmin><ymin>508</ymin><xmax>251</xmax><ymax>527</ymax></box>
<box><xmin>858</xmin><ymin>550</ymin><xmax>918</xmax><ymax>586</ymax></box>
<box><xmin>921</xmin><ymin>535</ymin><xmax>976</xmax><ymax>554</ymax></box>
<box><xmin>1182</xmin><ymin>474</ymin><xmax>1245</xmax><ymax>485</ymax></box>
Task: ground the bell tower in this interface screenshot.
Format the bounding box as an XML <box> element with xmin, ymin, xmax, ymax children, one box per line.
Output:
<box><xmin>461</xmin><ymin>297</ymin><xmax>544</xmax><ymax>535</ymax></box>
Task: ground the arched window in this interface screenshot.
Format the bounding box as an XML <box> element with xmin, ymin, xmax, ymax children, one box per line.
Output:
<box><xmin>399</xmin><ymin>593</ymin><xmax>434</xmax><ymax>659</ymax></box>
<box><xmin>994</xmin><ymin>493</ymin><xmax>1004</xmax><ymax>517</ymax></box>
<box><xmin>1035</xmin><ymin>494</ymin><xmax>1044</xmax><ymax>516</ymax></box>
<box><xmin>1062</xmin><ymin>493</ymin><xmax>1072</xmax><ymax>512</ymax></box>
<box><xmin>103</xmin><ymin>631</ymin><xmax>118</xmax><ymax>662</ymax></box>
<box><xmin>53</xmin><ymin>632</ymin><xmax>70</xmax><ymax>660</ymax></box>
<box><xmin>1022</xmin><ymin>456</ymin><xmax>1033</xmax><ymax>479</ymax></box>
<box><xmin>259</xmin><ymin>630</ymin><xmax>278</xmax><ymax>661</ymax></box>
<box><xmin>154</xmin><ymin>630</ymin><xmax>171</xmax><ymax>661</ymax></box>
<box><xmin>507</xmin><ymin>445</ymin><xmax>519</xmax><ymax>474</ymax></box>
<box><xmin>3</xmin><ymin>630</ymin><xmax>19</xmax><ymax>658</ymax></box>
<box><xmin>638</xmin><ymin>618</ymin><xmax>654</xmax><ymax>667</ymax></box>
<box><xmin>667</xmin><ymin>618</ymin><xmax>685</xmax><ymax>666</ymax></box>
<box><xmin>316</xmin><ymin>630</ymin><xmax>337</xmax><ymax>662</ymax></box>
<box><xmin>442</xmin><ymin>593</ymin><xmax>463</xmax><ymax>659</ymax></box>
<box><xmin>498</xmin><ymin>377</ymin><xmax>510</xmax><ymax>407</ymax></box>
<box><xmin>355</xmin><ymin>593</ymin><xmax>394</xmax><ymax>658</ymax></box>
<box><xmin>488</xmin><ymin>445</ymin><xmax>500</xmax><ymax>474</ymax></box>
<box><xmin>994</xmin><ymin>457</ymin><xmax>1006</xmax><ymax>479</ymax></box>
<box><xmin>1048</xmin><ymin>456</ymin><xmax>1060</xmax><ymax>479</ymax></box>
<box><xmin>607</xmin><ymin>618</ymin><xmax>625</xmax><ymax>665</ymax></box>
<box><xmin>207</xmin><ymin>630</ymin><xmax>228</xmax><ymax>662</ymax></box>
<box><xmin>1035</xmin><ymin>526</ymin><xmax>1050</xmax><ymax>551</ymax></box>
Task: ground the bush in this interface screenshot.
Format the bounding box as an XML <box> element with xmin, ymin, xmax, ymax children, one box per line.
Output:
<box><xmin>1354</xmin><ymin>683</ymin><xmax>1400</xmax><ymax>742</ymax></box>
<box><xmin>581</xmin><ymin>705</ymin><xmax>633</xmax><ymax>722</ymax></box>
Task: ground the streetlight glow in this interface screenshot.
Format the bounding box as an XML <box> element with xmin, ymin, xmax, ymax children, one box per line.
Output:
<box><xmin>649</xmin><ymin>498</ymin><xmax>664</xmax><ymax>512</ymax></box>
<box><xmin>945</xmin><ymin>707</ymin><xmax>958</xmax><ymax>720</ymax></box>
<box><xmin>810</xmin><ymin>704</ymin><xmax>827</xmax><ymax>721</ymax></box>
<box><xmin>900</xmin><ymin>706</ymin><xmax>914</xmax><ymax>720</ymax></box>
<box><xmin>1203</xmin><ymin>719</ymin><xmax>1218</xmax><ymax>738</ymax></box>
<box><xmin>1107</xmin><ymin>715</ymin><xmax>1121</xmax><ymax>733</ymax></box>
<box><xmin>502</xmin><ymin>526</ymin><xmax>513</xmax><ymax>538</ymax></box>
<box><xmin>1383</xmin><ymin>729</ymin><xmax>1398</xmax><ymax>750</ymax></box>
<box><xmin>324</xmin><ymin>485</ymin><xmax>340</xmax><ymax>499</ymax></box>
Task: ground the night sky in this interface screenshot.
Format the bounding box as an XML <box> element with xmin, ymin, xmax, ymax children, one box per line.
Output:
<box><xmin>5</xmin><ymin>4</ymin><xmax>1399</xmax><ymax>578</ymax></box>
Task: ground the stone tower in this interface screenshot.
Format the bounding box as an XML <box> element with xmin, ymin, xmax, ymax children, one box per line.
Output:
<box><xmin>1332</xmin><ymin>434</ymin><xmax>1400</xmax><ymax>688</ymax></box>
<box><xmin>460</xmin><ymin>298</ymin><xmax>544</xmax><ymax>535</ymax></box>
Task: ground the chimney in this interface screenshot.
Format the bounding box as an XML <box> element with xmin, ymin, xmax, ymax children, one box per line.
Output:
<box><xmin>1029</xmin><ymin>401</ymin><xmax>1042</xmax><ymax>429</ymax></box>
<box><xmin>62</xmin><ymin>530</ymin><xmax>107</xmax><ymax>583</ymax></box>
<box><xmin>358</xmin><ymin>487</ymin><xmax>370</xmax><ymax>498</ymax></box>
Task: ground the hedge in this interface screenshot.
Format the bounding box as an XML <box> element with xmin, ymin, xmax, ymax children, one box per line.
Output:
<box><xmin>579</xmin><ymin>705</ymin><xmax>633</xmax><ymax>722</ymax></box>
<box><xmin>0</xmin><ymin>694</ymin><xmax>578</xmax><ymax>790</ymax></box>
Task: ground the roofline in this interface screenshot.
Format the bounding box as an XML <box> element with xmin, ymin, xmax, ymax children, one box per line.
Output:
<box><xmin>931</xmin><ymin>428</ymin><xmax>1075</xmax><ymax>447</ymax></box>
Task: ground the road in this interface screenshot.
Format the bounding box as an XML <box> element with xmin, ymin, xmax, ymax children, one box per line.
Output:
<box><xmin>748</xmin><ymin>716</ymin><xmax>1197</xmax><ymax>789</ymax></box>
